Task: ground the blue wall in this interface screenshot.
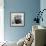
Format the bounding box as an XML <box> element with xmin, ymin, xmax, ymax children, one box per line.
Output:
<box><xmin>4</xmin><ymin>0</ymin><xmax>40</xmax><ymax>42</ymax></box>
<box><xmin>40</xmin><ymin>0</ymin><xmax>46</xmax><ymax>27</ymax></box>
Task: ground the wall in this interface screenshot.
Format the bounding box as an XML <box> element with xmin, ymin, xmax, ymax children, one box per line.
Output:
<box><xmin>40</xmin><ymin>0</ymin><xmax>46</xmax><ymax>27</ymax></box>
<box><xmin>4</xmin><ymin>0</ymin><xmax>40</xmax><ymax>42</ymax></box>
<box><xmin>0</xmin><ymin>0</ymin><xmax>4</xmax><ymax>42</ymax></box>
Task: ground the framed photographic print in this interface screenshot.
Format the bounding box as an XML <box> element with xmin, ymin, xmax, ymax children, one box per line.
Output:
<box><xmin>10</xmin><ymin>12</ymin><xmax>24</xmax><ymax>26</ymax></box>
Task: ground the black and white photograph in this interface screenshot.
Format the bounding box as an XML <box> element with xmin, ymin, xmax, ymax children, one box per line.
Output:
<box><xmin>11</xmin><ymin>12</ymin><xmax>24</xmax><ymax>26</ymax></box>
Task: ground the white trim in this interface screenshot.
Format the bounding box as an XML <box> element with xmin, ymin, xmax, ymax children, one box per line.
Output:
<box><xmin>0</xmin><ymin>0</ymin><xmax>4</xmax><ymax>42</ymax></box>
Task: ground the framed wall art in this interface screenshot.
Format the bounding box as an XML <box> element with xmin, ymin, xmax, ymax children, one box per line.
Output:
<box><xmin>10</xmin><ymin>12</ymin><xmax>24</xmax><ymax>27</ymax></box>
